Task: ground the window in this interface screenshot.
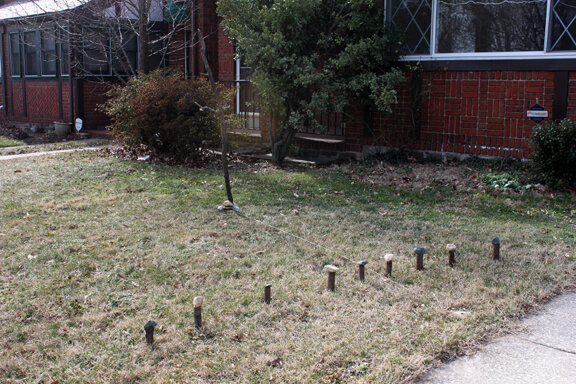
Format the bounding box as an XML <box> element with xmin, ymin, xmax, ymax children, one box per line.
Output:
<box><xmin>9</xmin><ymin>29</ymin><xmax>63</xmax><ymax>77</ymax></box>
<box><xmin>437</xmin><ymin>0</ymin><xmax>546</xmax><ymax>53</ymax></box>
<box><xmin>60</xmin><ymin>40</ymin><xmax>69</xmax><ymax>76</ymax></box>
<box><xmin>549</xmin><ymin>0</ymin><xmax>576</xmax><ymax>51</ymax></box>
<box><xmin>112</xmin><ymin>32</ymin><xmax>138</xmax><ymax>75</ymax></box>
<box><xmin>147</xmin><ymin>31</ymin><xmax>166</xmax><ymax>72</ymax></box>
<box><xmin>9</xmin><ymin>32</ymin><xmax>21</xmax><ymax>77</ymax></box>
<box><xmin>23</xmin><ymin>31</ymin><xmax>38</xmax><ymax>76</ymax></box>
<box><xmin>83</xmin><ymin>29</ymin><xmax>111</xmax><ymax>75</ymax></box>
<box><xmin>83</xmin><ymin>29</ymin><xmax>165</xmax><ymax>76</ymax></box>
<box><xmin>390</xmin><ymin>0</ymin><xmax>432</xmax><ymax>55</ymax></box>
<box><xmin>389</xmin><ymin>0</ymin><xmax>576</xmax><ymax>57</ymax></box>
<box><xmin>41</xmin><ymin>31</ymin><xmax>57</xmax><ymax>76</ymax></box>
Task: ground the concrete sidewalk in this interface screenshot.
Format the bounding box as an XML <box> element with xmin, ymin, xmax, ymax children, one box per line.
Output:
<box><xmin>419</xmin><ymin>292</ymin><xmax>576</xmax><ymax>384</ymax></box>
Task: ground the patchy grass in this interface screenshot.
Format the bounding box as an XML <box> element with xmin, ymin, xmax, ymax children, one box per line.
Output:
<box><xmin>0</xmin><ymin>152</ymin><xmax>575</xmax><ymax>383</ymax></box>
<box><xmin>0</xmin><ymin>138</ymin><xmax>110</xmax><ymax>156</ymax></box>
<box><xmin>0</xmin><ymin>136</ymin><xmax>25</xmax><ymax>148</ymax></box>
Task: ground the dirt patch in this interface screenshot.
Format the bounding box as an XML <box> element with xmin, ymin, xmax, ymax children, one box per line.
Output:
<box><xmin>106</xmin><ymin>143</ymin><xmax>551</xmax><ymax>194</ymax></box>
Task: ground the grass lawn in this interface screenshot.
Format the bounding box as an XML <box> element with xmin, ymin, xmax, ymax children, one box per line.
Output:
<box><xmin>0</xmin><ymin>151</ymin><xmax>575</xmax><ymax>383</ymax></box>
<box><xmin>0</xmin><ymin>136</ymin><xmax>25</xmax><ymax>148</ymax></box>
<box><xmin>0</xmin><ymin>138</ymin><xmax>109</xmax><ymax>156</ymax></box>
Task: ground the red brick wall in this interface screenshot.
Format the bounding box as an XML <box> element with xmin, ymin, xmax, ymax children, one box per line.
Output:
<box><xmin>217</xmin><ymin>25</ymin><xmax>235</xmax><ymax>81</ymax></box>
<box><xmin>167</xmin><ymin>30</ymin><xmax>187</xmax><ymax>74</ymax></box>
<box><xmin>25</xmin><ymin>80</ymin><xmax>61</xmax><ymax>121</ymax></box>
<box><xmin>568</xmin><ymin>72</ymin><xmax>576</xmax><ymax>119</ymax></box>
<box><xmin>81</xmin><ymin>80</ymin><xmax>112</xmax><ymax>127</ymax></box>
<box><xmin>345</xmin><ymin>70</ymin><xmax>563</xmax><ymax>158</ymax></box>
<box><xmin>6</xmin><ymin>79</ymin><xmax>64</xmax><ymax>122</ymax></box>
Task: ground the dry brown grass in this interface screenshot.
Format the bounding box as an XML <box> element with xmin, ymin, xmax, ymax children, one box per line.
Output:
<box><xmin>0</xmin><ymin>151</ymin><xmax>575</xmax><ymax>383</ymax></box>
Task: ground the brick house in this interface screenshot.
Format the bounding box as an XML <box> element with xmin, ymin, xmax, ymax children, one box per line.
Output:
<box><xmin>232</xmin><ymin>0</ymin><xmax>576</xmax><ymax>160</ymax></box>
<box><xmin>1</xmin><ymin>0</ymin><xmax>574</xmax><ymax>161</ymax></box>
<box><xmin>0</xmin><ymin>0</ymin><xmax>235</xmax><ymax>131</ymax></box>
<box><xmin>361</xmin><ymin>0</ymin><xmax>576</xmax><ymax>159</ymax></box>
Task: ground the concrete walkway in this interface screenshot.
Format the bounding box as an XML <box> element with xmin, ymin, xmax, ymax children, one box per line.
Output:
<box><xmin>419</xmin><ymin>292</ymin><xmax>576</xmax><ymax>384</ymax></box>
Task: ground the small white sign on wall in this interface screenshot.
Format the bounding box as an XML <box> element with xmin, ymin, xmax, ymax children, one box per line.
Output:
<box><xmin>527</xmin><ymin>104</ymin><xmax>548</xmax><ymax>123</ymax></box>
<box><xmin>75</xmin><ymin>118</ymin><xmax>83</xmax><ymax>132</ymax></box>
<box><xmin>526</xmin><ymin>110</ymin><xmax>548</xmax><ymax>118</ymax></box>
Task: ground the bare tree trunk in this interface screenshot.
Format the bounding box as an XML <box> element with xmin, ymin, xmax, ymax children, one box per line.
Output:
<box><xmin>198</xmin><ymin>28</ymin><xmax>234</xmax><ymax>203</ymax></box>
<box><xmin>138</xmin><ymin>0</ymin><xmax>151</xmax><ymax>74</ymax></box>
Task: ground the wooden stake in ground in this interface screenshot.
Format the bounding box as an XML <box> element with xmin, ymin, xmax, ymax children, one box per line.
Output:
<box><xmin>324</xmin><ymin>265</ymin><xmax>339</xmax><ymax>291</ymax></box>
<box><xmin>384</xmin><ymin>253</ymin><xmax>394</xmax><ymax>277</ymax></box>
<box><xmin>144</xmin><ymin>320</ymin><xmax>157</xmax><ymax>345</ymax></box>
<box><xmin>446</xmin><ymin>244</ymin><xmax>457</xmax><ymax>267</ymax></box>
<box><xmin>492</xmin><ymin>237</ymin><xmax>500</xmax><ymax>260</ymax></box>
<box><xmin>264</xmin><ymin>284</ymin><xmax>272</xmax><ymax>304</ymax></box>
<box><xmin>414</xmin><ymin>248</ymin><xmax>427</xmax><ymax>270</ymax></box>
<box><xmin>198</xmin><ymin>28</ymin><xmax>234</xmax><ymax>205</ymax></box>
<box><xmin>357</xmin><ymin>260</ymin><xmax>368</xmax><ymax>282</ymax></box>
<box><xmin>194</xmin><ymin>296</ymin><xmax>204</xmax><ymax>329</ymax></box>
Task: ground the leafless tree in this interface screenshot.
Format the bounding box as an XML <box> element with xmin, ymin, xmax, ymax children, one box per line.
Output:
<box><xmin>6</xmin><ymin>0</ymin><xmax>195</xmax><ymax>82</ymax></box>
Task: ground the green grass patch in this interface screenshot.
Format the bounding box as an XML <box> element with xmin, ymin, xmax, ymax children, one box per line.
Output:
<box><xmin>0</xmin><ymin>138</ymin><xmax>108</xmax><ymax>156</ymax></box>
<box><xmin>0</xmin><ymin>152</ymin><xmax>575</xmax><ymax>383</ymax></box>
<box><xmin>0</xmin><ymin>136</ymin><xmax>25</xmax><ymax>148</ymax></box>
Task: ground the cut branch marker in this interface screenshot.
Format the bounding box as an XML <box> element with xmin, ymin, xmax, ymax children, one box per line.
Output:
<box><xmin>144</xmin><ymin>320</ymin><xmax>157</xmax><ymax>345</ymax></box>
<box><xmin>194</xmin><ymin>296</ymin><xmax>204</xmax><ymax>329</ymax></box>
<box><xmin>324</xmin><ymin>265</ymin><xmax>339</xmax><ymax>291</ymax></box>
<box><xmin>492</xmin><ymin>237</ymin><xmax>500</xmax><ymax>260</ymax></box>
<box><xmin>264</xmin><ymin>284</ymin><xmax>272</xmax><ymax>304</ymax></box>
<box><xmin>414</xmin><ymin>247</ymin><xmax>427</xmax><ymax>271</ymax></box>
<box><xmin>357</xmin><ymin>260</ymin><xmax>368</xmax><ymax>282</ymax></box>
<box><xmin>384</xmin><ymin>253</ymin><xmax>394</xmax><ymax>277</ymax></box>
<box><xmin>446</xmin><ymin>244</ymin><xmax>457</xmax><ymax>267</ymax></box>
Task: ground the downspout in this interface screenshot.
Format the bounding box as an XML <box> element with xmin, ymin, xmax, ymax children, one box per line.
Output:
<box><xmin>0</xmin><ymin>24</ymin><xmax>7</xmax><ymax>118</ymax></box>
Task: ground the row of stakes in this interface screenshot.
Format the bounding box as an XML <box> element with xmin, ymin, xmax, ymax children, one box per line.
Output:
<box><xmin>143</xmin><ymin>238</ymin><xmax>502</xmax><ymax>344</ymax></box>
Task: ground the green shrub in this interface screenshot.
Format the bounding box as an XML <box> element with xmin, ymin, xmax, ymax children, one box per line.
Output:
<box><xmin>102</xmin><ymin>70</ymin><xmax>224</xmax><ymax>160</ymax></box>
<box><xmin>531</xmin><ymin>119</ymin><xmax>576</xmax><ymax>187</ymax></box>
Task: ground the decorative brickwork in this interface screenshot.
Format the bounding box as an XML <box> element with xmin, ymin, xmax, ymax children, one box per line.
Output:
<box><xmin>343</xmin><ymin>70</ymin><xmax>567</xmax><ymax>159</ymax></box>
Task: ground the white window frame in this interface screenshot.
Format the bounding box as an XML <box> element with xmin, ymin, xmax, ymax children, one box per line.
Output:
<box><xmin>393</xmin><ymin>0</ymin><xmax>576</xmax><ymax>62</ymax></box>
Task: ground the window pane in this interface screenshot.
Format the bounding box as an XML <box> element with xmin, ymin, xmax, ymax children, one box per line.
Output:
<box><xmin>83</xmin><ymin>30</ymin><xmax>110</xmax><ymax>75</ymax></box>
<box><xmin>9</xmin><ymin>33</ymin><xmax>21</xmax><ymax>77</ymax></box>
<box><xmin>41</xmin><ymin>31</ymin><xmax>56</xmax><ymax>76</ymax></box>
<box><xmin>60</xmin><ymin>41</ymin><xmax>69</xmax><ymax>76</ymax></box>
<box><xmin>24</xmin><ymin>31</ymin><xmax>38</xmax><ymax>76</ymax></box>
<box><xmin>112</xmin><ymin>32</ymin><xmax>137</xmax><ymax>75</ymax></box>
<box><xmin>391</xmin><ymin>0</ymin><xmax>432</xmax><ymax>55</ymax></box>
<box><xmin>550</xmin><ymin>0</ymin><xmax>576</xmax><ymax>51</ymax></box>
<box><xmin>436</xmin><ymin>0</ymin><xmax>546</xmax><ymax>53</ymax></box>
<box><xmin>148</xmin><ymin>32</ymin><xmax>165</xmax><ymax>71</ymax></box>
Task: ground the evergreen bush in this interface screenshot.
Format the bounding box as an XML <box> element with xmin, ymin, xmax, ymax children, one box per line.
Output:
<box><xmin>531</xmin><ymin>119</ymin><xmax>576</xmax><ymax>187</ymax></box>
